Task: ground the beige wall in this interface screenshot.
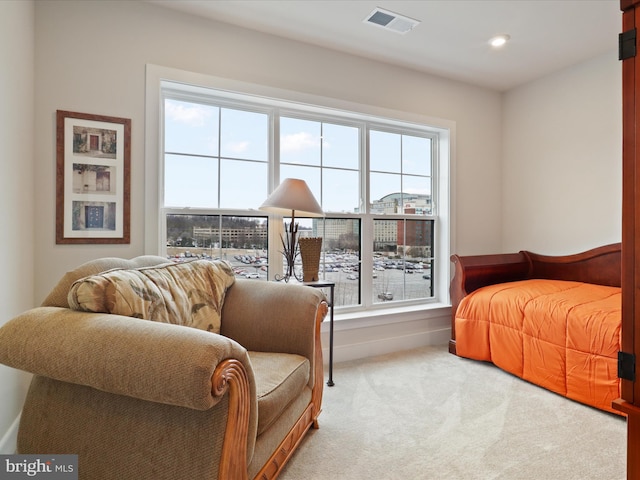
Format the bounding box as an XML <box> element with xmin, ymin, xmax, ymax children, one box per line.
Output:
<box><xmin>503</xmin><ymin>52</ymin><xmax>621</xmax><ymax>254</ymax></box>
<box><xmin>33</xmin><ymin>0</ymin><xmax>503</xmax><ymax>301</ymax></box>
<box><xmin>0</xmin><ymin>0</ymin><xmax>35</xmax><ymax>452</ymax></box>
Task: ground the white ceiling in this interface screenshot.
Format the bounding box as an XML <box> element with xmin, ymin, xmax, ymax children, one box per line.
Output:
<box><xmin>147</xmin><ymin>0</ymin><xmax>622</xmax><ymax>92</ymax></box>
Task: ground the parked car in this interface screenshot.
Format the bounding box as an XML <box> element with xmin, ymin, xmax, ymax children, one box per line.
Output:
<box><xmin>377</xmin><ymin>292</ymin><xmax>393</xmax><ymax>301</ymax></box>
<box><xmin>243</xmin><ymin>272</ymin><xmax>260</xmax><ymax>279</ymax></box>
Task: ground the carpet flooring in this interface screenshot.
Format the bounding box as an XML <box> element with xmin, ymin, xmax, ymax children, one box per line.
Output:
<box><xmin>280</xmin><ymin>345</ymin><xmax>627</xmax><ymax>480</ymax></box>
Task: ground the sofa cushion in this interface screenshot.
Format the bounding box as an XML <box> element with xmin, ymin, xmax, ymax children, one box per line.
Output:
<box><xmin>249</xmin><ymin>351</ymin><xmax>310</xmax><ymax>436</ymax></box>
<box><xmin>67</xmin><ymin>260</ymin><xmax>235</xmax><ymax>333</ymax></box>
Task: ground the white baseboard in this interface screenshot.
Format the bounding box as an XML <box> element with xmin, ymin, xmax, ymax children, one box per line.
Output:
<box><xmin>321</xmin><ymin>306</ymin><xmax>451</xmax><ymax>364</ymax></box>
<box><xmin>0</xmin><ymin>414</ymin><xmax>20</xmax><ymax>454</ymax></box>
<box><xmin>325</xmin><ymin>327</ymin><xmax>451</xmax><ymax>364</ymax></box>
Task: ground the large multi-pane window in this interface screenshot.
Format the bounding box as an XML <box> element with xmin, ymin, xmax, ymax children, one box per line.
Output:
<box><xmin>161</xmin><ymin>83</ymin><xmax>441</xmax><ymax>310</ymax></box>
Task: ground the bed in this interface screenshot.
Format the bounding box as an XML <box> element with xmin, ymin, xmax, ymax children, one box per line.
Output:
<box><xmin>448</xmin><ymin>243</ymin><xmax>622</xmax><ymax>415</ymax></box>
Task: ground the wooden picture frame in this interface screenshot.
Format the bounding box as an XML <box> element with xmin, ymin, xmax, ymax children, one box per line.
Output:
<box><xmin>56</xmin><ymin>110</ymin><xmax>131</xmax><ymax>244</ymax></box>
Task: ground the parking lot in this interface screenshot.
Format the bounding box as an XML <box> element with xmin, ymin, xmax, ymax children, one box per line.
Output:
<box><xmin>166</xmin><ymin>247</ymin><xmax>432</xmax><ymax>307</ymax></box>
<box><xmin>321</xmin><ymin>267</ymin><xmax>432</xmax><ymax>306</ymax></box>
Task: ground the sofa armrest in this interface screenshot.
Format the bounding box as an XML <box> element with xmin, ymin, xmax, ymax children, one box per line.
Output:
<box><xmin>0</xmin><ymin>307</ymin><xmax>255</xmax><ymax>411</ymax></box>
<box><xmin>221</xmin><ymin>280</ymin><xmax>327</xmax><ymax>360</ymax></box>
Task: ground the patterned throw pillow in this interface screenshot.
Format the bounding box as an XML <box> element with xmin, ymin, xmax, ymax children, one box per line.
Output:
<box><xmin>67</xmin><ymin>260</ymin><xmax>235</xmax><ymax>333</ymax></box>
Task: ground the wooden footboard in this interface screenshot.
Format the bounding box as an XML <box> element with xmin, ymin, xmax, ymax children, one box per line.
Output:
<box><xmin>449</xmin><ymin>243</ymin><xmax>621</xmax><ymax>354</ymax></box>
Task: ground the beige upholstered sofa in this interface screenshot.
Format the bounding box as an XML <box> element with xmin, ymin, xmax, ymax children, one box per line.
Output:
<box><xmin>0</xmin><ymin>256</ymin><xmax>328</xmax><ymax>480</ymax></box>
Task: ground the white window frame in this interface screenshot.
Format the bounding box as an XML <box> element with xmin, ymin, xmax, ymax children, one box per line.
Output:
<box><xmin>145</xmin><ymin>64</ymin><xmax>455</xmax><ymax>323</ymax></box>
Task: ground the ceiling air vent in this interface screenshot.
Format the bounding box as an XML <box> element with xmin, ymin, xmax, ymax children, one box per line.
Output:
<box><xmin>364</xmin><ymin>7</ymin><xmax>420</xmax><ymax>35</ymax></box>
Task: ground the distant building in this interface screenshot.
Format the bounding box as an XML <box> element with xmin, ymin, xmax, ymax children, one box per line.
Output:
<box><xmin>370</xmin><ymin>193</ymin><xmax>432</xmax><ymax>253</ymax></box>
<box><xmin>312</xmin><ymin>219</ymin><xmax>359</xmax><ymax>251</ymax></box>
<box><xmin>193</xmin><ymin>224</ymin><xmax>268</xmax><ymax>248</ymax></box>
<box><xmin>370</xmin><ymin>192</ymin><xmax>432</xmax><ymax>215</ymax></box>
<box><xmin>187</xmin><ymin>192</ymin><xmax>432</xmax><ymax>254</ymax></box>
<box><xmin>397</xmin><ymin>220</ymin><xmax>433</xmax><ymax>258</ymax></box>
<box><xmin>301</xmin><ymin>192</ymin><xmax>434</xmax><ymax>252</ymax></box>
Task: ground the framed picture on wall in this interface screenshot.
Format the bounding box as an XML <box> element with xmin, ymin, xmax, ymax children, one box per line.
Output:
<box><xmin>56</xmin><ymin>110</ymin><xmax>131</xmax><ymax>244</ymax></box>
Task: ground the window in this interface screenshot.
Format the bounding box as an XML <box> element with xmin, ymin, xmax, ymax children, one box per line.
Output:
<box><xmin>164</xmin><ymin>100</ymin><xmax>269</xmax><ymax>209</ymax></box>
<box><xmin>157</xmin><ymin>77</ymin><xmax>450</xmax><ymax>313</ymax></box>
<box><xmin>280</xmin><ymin>116</ymin><xmax>360</xmax><ymax>213</ymax></box>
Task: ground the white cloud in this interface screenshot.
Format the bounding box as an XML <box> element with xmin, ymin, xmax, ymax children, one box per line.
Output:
<box><xmin>165</xmin><ymin>101</ymin><xmax>212</xmax><ymax>127</ymax></box>
<box><xmin>225</xmin><ymin>141</ymin><xmax>249</xmax><ymax>154</ymax></box>
<box><xmin>281</xmin><ymin>132</ymin><xmax>320</xmax><ymax>153</ymax></box>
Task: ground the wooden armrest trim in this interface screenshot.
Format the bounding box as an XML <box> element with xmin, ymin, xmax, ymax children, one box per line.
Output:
<box><xmin>213</xmin><ymin>359</ymin><xmax>251</xmax><ymax>480</ymax></box>
<box><xmin>312</xmin><ymin>301</ymin><xmax>328</xmax><ymax>422</ymax></box>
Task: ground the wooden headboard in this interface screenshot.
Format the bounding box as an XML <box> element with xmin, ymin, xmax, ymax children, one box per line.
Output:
<box><xmin>448</xmin><ymin>242</ymin><xmax>621</xmax><ymax>354</ymax></box>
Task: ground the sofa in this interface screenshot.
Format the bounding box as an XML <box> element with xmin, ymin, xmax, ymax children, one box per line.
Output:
<box><xmin>0</xmin><ymin>256</ymin><xmax>328</xmax><ymax>480</ymax></box>
<box><xmin>449</xmin><ymin>243</ymin><xmax>622</xmax><ymax>415</ymax></box>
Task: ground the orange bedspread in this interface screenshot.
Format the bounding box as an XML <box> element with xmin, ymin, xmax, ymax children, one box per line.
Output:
<box><xmin>455</xmin><ymin>279</ymin><xmax>622</xmax><ymax>414</ymax></box>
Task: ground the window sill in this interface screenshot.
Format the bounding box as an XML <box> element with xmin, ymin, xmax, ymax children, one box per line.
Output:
<box><xmin>328</xmin><ymin>302</ymin><xmax>451</xmax><ymax>331</ymax></box>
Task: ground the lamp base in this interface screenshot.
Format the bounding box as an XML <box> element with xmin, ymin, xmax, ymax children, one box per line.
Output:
<box><xmin>274</xmin><ymin>225</ymin><xmax>302</xmax><ymax>282</ymax></box>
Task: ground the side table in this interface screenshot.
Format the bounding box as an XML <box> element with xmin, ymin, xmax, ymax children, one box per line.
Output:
<box><xmin>303</xmin><ymin>280</ymin><xmax>335</xmax><ymax>386</ymax></box>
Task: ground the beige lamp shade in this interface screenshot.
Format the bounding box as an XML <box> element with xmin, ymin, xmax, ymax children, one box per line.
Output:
<box><xmin>259</xmin><ymin>178</ymin><xmax>324</xmax><ymax>217</ymax></box>
<box><xmin>259</xmin><ymin>178</ymin><xmax>323</xmax><ymax>282</ymax></box>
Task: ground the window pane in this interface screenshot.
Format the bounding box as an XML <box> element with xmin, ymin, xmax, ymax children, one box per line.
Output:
<box><xmin>220</xmin><ymin>159</ymin><xmax>268</xmax><ymax>209</ymax></box>
<box><xmin>323</xmin><ymin>123</ymin><xmax>359</xmax><ymax>169</ymax></box>
<box><xmin>373</xmin><ymin>219</ymin><xmax>399</xmax><ymax>303</ymax></box>
<box><xmin>165</xmin><ymin>100</ymin><xmax>219</xmax><ymax>156</ymax></box>
<box><xmin>372</xmin><ymin>219</ymin><xmax>434</xmax><ymax>303</ymax></box>
<box><xmin>220</xmin><ymin>109</ymin><xmax>268</xmax><ymax>161</ymax></box>
<box><xmin>280</xmin><ymin>117</ymin><xmax>321</xmax><ymax>166</ymax></box>
<box><xmin>164</xmin><ymin>154</ymin><xmax>218</xmax><ymax>208</ymax></box>
<box><xmin>166</xmin><ymin>214</ymin><xmax>269</xmax><ymax>280</ymax></box>
<box><xmin>403</xmin><ymin>219</ymin><xmax>434</xmax><ymax>300</ymax></box>
<box><xmin>322</xmin><ymin>168</ymin><xmax>359</xmax><ymax>213</ymax></box>
<box><xmin>402</xmin><ymin>135</ymin><xmax>431</xmax><ymax>176</ymax></box>
<box><xmin>370</xmin><ymin>130</ymin><xmax>400</xmax><ymax>172</ymax></box>
<box><xmin>281</xmin><ymin>120</ymin><xmax>359</xmax><ymax>214</ymax></box>
<box><xmin>370</xmin><ymin>173</ymin><xmax>401</xmax><ymax>213</ymax></box>
<box><xmin>314</xmin><ymin>218</ymin><xmax>361</xmax><ymax>307</ymax></box>
<box><xmin>402</xmin><ymin>176</ymin><xmax>432</xmax><ymax>215</ymax></box>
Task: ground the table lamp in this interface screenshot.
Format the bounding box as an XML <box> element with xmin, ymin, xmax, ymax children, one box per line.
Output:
<box><xmin>259</xmin><ymin>178</ymin><xmax>324</xmax><ymax>281</ymax></box>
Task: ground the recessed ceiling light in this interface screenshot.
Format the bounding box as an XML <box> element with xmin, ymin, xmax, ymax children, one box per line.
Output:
<box><xmin>489</xmin><ymin>34</ymin><xmax>510</xmax><ymax>48</ymax></box>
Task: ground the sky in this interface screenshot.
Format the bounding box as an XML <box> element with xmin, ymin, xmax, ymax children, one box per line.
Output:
<box><xmin>163</xmin><ymin>98</ymin><xmax>432</xmax><ymax>223</ymax></box>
